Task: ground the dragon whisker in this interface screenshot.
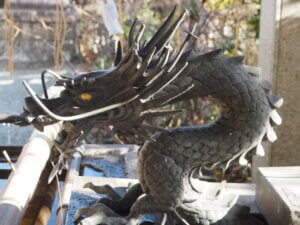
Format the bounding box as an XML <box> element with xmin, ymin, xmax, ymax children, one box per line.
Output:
<box><xmin>41</xmin><ymin>70</ymin><xmax>63</xmax><ymax>99</ymax></box>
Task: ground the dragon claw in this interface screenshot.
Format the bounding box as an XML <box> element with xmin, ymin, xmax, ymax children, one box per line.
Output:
<box><xmin>75</xmin><ymin>203</ymin><xmax>129</xmax><ymax>225</ymax></box>
<box><xmin>83</xmin><ymin>182</ymin><xmax>94</xmax><ymax>189</ymax></box>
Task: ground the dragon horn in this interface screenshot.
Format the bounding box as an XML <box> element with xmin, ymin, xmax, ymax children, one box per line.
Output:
<box><xmin>141</xmin><ymin>47</ymin><xmax>171</xmax><ymax>86</ymax></box>
<box><xmin>112</xmin><ymin>44</ymin><xmax>140</xmax><ymax>79</ymax></box>
<box><xmin>128</xmin><ymin>18</ymin><xmax>138</xmax><ymax>47</ymax></box>
<box><xmin>114</xmin><ymin>40</ymin><xmax>123</xmax><ymax>66</ymax></box>
<box><xmin>140</xmin><ymin>23</ymin><xmax>197</xmax><ymax>99</ymax></box>
<box><xmin>143</xmin><ymin>9</ymin><xmax>188</xmax><ymax>56</ymax></box>
<box><xmin>141</xmin><ymin>5</ymin><xmax>178</xmax><ymax>55</ymax></box>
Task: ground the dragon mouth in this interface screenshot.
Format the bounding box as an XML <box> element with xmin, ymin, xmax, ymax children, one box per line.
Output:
<box><xmin>22</xmin><ymin>80</ymin><xmax>139</xmax><ymax>122</ymax></box>
<box><xmin>25</xmin><ymin>96</ymin><xmax>65</xmax><ymax>118</ymax></box>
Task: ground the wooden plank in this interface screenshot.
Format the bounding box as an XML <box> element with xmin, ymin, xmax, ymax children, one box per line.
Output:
<box><xmin>83</xmin><ymin>144</ymin><xmax>139</xmax><ymax>158</ymax></box>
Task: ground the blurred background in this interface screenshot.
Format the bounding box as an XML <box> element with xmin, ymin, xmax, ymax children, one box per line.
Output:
<box><xmin>0</xmin><ymin>0</ymin><xmax>299</xmax><ymax>183</ymax></box>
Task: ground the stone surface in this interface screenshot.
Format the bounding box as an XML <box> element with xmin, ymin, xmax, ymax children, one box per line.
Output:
<box><xmin>256</xmin><ymin>167</ymin><xmax>300</xmax><ymax>225</ymax></box>
<box><xmin>69</xmin><ymin>176</ymin><xmax>259</xmax><ymax>225</ymax></box>
<box><xmin>256</xmin><ymin>0</ymin><xmax>300</xmax><ymax>168</ymax></box>
<box><xmin>0</xmin><ymin>6</ymin><xmax>77</xmax><ymax>69</ymax></box>
<box><xmin>82</xmin><ymin>144</ymin><xmax>139</xmax><ymax>179</ymax></box>
<box><xmin>270</xmin><ymin>1</ymin><xmax>300</xmax><ymax>166</ymax></box>
<box><xmin>69</xmin><ymin>177</ymin><xmax>138</xmax><ymax>225</ymax></box>
<box><xmin>124</xmin><ymin>150</ymin><xmax>139</xmax><ymax>178</ymax></box>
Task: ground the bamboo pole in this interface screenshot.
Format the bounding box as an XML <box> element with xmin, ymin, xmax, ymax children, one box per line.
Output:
<box><xmin>0</xmin><ymin>86</ymin><xmax>63</xmax><ymax>225</ymax></box>
<box><xmin>0</xmin><ymin>122</ymin><xmax>61</xmax><ymax>225</ymax></box>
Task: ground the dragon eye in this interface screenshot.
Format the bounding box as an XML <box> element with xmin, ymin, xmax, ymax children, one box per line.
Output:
<box><xmin>79</xmin><ymin>93</ymin><xmax>92</xmax><ymax>101</ymax></box>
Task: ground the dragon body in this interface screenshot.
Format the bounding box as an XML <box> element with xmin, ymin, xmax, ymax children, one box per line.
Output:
<box><xmin>0</xmin><ymin>6</ymin><xmax>282</xmax><ymax>225</ymax></box>
<box><xmin>135</xmin><ymin>50</ymin><xmax>278</xmax><ymax>225</ymax></box>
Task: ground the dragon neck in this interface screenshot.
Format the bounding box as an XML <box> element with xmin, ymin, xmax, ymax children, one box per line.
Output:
<box><xmin>163</xmin><ymin>53</ymin><xmax>272</xmax><ymax>163</ymax></box>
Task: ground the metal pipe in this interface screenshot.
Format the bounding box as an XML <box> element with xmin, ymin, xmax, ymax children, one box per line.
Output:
<box><xmin>56</xmin><ymin>151</ymin><xmax>82</xmax><ymax>225</ymax></box>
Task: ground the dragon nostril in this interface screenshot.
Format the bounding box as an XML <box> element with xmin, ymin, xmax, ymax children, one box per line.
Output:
<box><xmin>80</xmin><ymin>77</ymin><xmax>95</xmax><ymax>89</ymax></box>
<box><xmin>87</xmin><ymin>78</ymin><xmax>95</xmax><ymax>86</ymax></box>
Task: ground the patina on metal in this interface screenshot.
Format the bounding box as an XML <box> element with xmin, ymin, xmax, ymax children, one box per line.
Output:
<box><xmin>0</xmin><ymin>6</ymin><xmax>283</xmax><ymax>225</ymax></box>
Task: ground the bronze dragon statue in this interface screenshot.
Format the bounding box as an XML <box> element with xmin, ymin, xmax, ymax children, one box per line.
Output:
<box><xmin>0</xmin><ymin>6</ymin><xmax>282</xmax><ymax>225</ymax></box>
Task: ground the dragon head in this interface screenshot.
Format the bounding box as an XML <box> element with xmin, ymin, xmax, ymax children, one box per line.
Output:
<box><xmin>9</xmin><ymin>7</ymin><xmax>195</xmax><ymax>141</ymax></box>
